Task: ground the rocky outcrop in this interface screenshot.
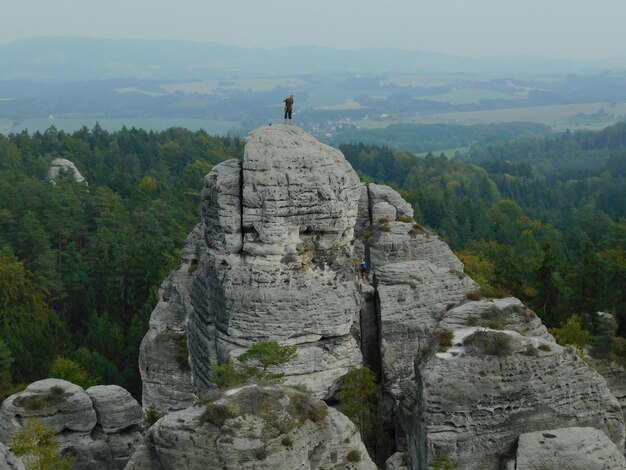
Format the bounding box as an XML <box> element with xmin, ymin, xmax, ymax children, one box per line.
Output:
<box><xmin>0</xmin><ymin>379</ymin><xmax>96</xmax><ymax>438</ymax></box>
<box><xmin>86</xmin><ymin>385</ymin><xmax>142</xmax><ymax>434</ymax></box>
<box><xmin>399</xmin><ymin>306</ymin><xmax>625</xmax><ymax>469</ymax></box>
<box><xmin>126</xmin><ymin>384</ymin><xmax>376</xmax><ymax>470</ymax></box>
<box><xmin>186</xmin><ymin>125</ymin><xmax>364</xmax><ymax>399</ymax></box>
<box><xmin>589</xmin><ymin>357</ymin><xmax>626</xmax><ymax>427</ymax></box>
<box><xmin>375</xmin><ymin>260</ymin><xmax>475</xmax><ymax>399</ymax></box>
<box><xmin>516</xmin><ymin>427</ymin><xmax>626</xmax><ymax>470</ymax></box>
<box><xmin>139</xmin><ymin>224</ymin><xmax>205</xmax><ymax>412</ymax></box>
<box><xmin>48</xmin><ymin>157</ymin><xmax>87</xmax><ymax>185</ymax></box>
<box><xmin>0</xmin><ymin>379</ymin><xmax>141</xmax><ymax>470</ymax></box>
<box><xmin>137</xmin><ymin>125</ymin><xmax>626</xmax><ymax>469</ymax></box>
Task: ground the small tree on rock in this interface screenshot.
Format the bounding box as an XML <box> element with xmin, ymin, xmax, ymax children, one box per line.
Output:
<box><xmin>211</xmin><ymin>341</ymin><xmax>297</xmax><ymax>386</ymax></box>
<box><xmin>12</xmin><ymin>418</ymin><xmax>74</xmax><ymax>470</ymax></box>
<box><xmin>337</xmin><ymin>366</ymin><xmax>377</xmax><ymax>439</ymax></box>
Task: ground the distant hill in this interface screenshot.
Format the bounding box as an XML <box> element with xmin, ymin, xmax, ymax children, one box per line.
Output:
<box><xmin>1</xmin><ymin>36</ymin><xmax>626</xmax><ymax>81</ymax></box>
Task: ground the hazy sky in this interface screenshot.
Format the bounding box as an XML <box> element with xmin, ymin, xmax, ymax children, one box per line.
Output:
<box><xmin>2</xmin><ymin>0</ymin><xmax>625</xmax><ymax>59</ymax></box>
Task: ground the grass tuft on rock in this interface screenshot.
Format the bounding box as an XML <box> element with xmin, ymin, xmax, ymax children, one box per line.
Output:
<box><xmin>463</xmin><ymin>330</ymin><xmax>513</xmax><ymax>356</ymax></box>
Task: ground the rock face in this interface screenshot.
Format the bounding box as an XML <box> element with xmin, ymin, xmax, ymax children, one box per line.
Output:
<box><xmin>138</xmin><ymin>125</ymin><xmax>626</xmax><ymax>469</ymax></box>
<box><xmin>48</xmin><ymin>157</ymin><xmax>87</xmax><ymax>185</ymax></box>
<box><xmin>375</xmin><ymin>260</ymin><xmax>475</xmax><ymax>399</ymax></box>
<box><xmin>399</xmin><ymin>301</ymin><xmax>625</xmax><ymax>469</ymax></box>
<box><xmin>589</xmin><ymin>357</ymin><xmax>626</xmax><ymax>428</ymax></box>
<box><xmin>516</xmin><ymin>427</ymin><xmax>626</xmax><ymax>470</ymax></box>
<box><xmin>0</xmin><ymin>379</ymin><xmax>141</xmax><ymax>470</ymax></box>
<box><xmin>86</xmin><ymin>385</ymin><xmax>142</xmax><ymax>434</ymax></box>
<box><xmin>186</xmin><ymin>125</ymin><xmax>364</xmax><ymax>399</ymax></box>
<box><xmin>126</xmin><ymin>384</ymin><xmax>376</xmax><ymax>470</ymax></box>
<box><xmin>139</xmin><ymin>225</ymin><xmax>205</xmax><ymax>412</ymax></box>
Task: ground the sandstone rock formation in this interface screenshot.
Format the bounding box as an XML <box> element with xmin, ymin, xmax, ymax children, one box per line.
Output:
<box><xmin>516</xmin><ymin>427</ymin><xmax>626</xmax><ymax>470</ymax></box>
<box><xmin>589</xmin><ymin>357</ymin><xmax>626</xmax><ymax>427</ymax></box>
<box><xmin>139</xmin><ymin>225</ymin><xmax>205</xmax><ymax>412</ymax></box>
<box><xmin>48</xmin><ymin>157</ymin><xmax>87</xmax><ymax>185</ymax></box>
<box><xmin>399</xmin><ymin>301</ymin><xmax>625</xmax><ymax>469</ymax></box>
<box><xmin>185</xmin><ymin>125</ymin><xmax>364</xmax><ymax>400</ymax></box>
<box><xmin>137</xmin><ymin>125</ymin><xmax>626</xmax><ymax>469</ymax></box>
<box><xmin>0</xmin><ymin>379</ymin><xmax>141</xmax><ymax>470</ymax></box>
<box><xmin>126</xmin><ymin>384</ymin><xmax>376</xmax><ymax>470</ymax></box>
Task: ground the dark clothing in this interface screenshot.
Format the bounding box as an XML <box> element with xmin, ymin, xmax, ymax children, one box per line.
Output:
<box><xmin>283</xmin><ymin>97</ymin><xmax>294</xmax><ymax>120</ymax></box>
<box><xmin>359</xmin><ymin>261</ymin><xmax>368</xmax><ymax>280</ymax></box>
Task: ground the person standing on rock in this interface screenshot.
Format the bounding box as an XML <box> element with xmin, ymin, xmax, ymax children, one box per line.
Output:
<box><xmin>283</xmin><ymin>95</ymin><xmax>294</xmax><ymax>124</ymax></box>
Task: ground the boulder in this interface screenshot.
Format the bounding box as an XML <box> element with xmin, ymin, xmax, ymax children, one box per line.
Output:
<box><xmin>0</xmin><ymin>379</ymin><xmax>141</xmax><ymax>470</ymax></box>
<box><xmin>86</xmin><ymin>385</ymin><xmax>142</xmax><ymax>434</ymax></box>
<box><xmin>0</xmin><ymin>379</ymin><xmax>96</xmax><ymax>440</ymax></box>
<box><xmin>368</xmin><ymin>183</ymin><xmax>413</xmax><ymax>219</ymax></box>
<box><xmin>126</xmin><ymin>384</ymin><xmax>376</xmax><ymax>470</ymax></box>
<box><xmin>516</xmin><ymin>427</ymin><xmax>626</xmax><ymax>470</ymax></box>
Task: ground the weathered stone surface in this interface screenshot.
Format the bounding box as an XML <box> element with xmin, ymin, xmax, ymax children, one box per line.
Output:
<box><xmin>201</xmin><ymin>158</ymin><xmax>242</xmax><ymax>254</ymax></box>
<box><xmin>48</xmin><ymin>157</ymin><xmax>87</xmax><ymax>184</ymax></box>
<box><xmin>400</xmin><ymin>323</ymin><xmax>625</xmax><ymax>469</ymax></box>
<box><xmin>0</xmin><ymin>442</ymin><xmax>24</xmax><ymax>470</ymax></box>
<box><xmin>385</xmin><ymin>451</ymin><xmax>408</xmax><ymax>470</ymax></box>
<box><xmin>242</xmin><ymin>125</ymin><xmax>361</xmax><ymax>256</ymax></box>
<box><xmin>92</xmin><ymin>427</ymin><xmax>142</xmax><ymax>470</ymax></box>
<box><xmin>126</xmin><ymin>385</ymin><xmax>376</xmax><ymax>470</ymax></box>
<box><xmin>0</xmin><ymin>380</ymin><xmax>141</xmax><ymax>470</ymax></box>
<box><xmin>368</xmin><ymin>184</ymin><xmax>413</xmax><ymax>219</ymax></box>
<box><xmin>187</xmin><ymin>126</ymin><xmax>365</xmax><ymax>399</ymax></box>
<box><xmin>139</xmin><ymin>224</ymin><xmax>204</xmax><ymax>411</ymax></box>
<box><xmin>516</xmin><ymin>427</ymin><xmax>626</xmax><ymax>470</ymax></box>
<box><xmin>439</xmin><ymin>297</ymin><xmax>553</xmax><ymax>341</ymax></box>
<box><xmin>123</xmin><ymin>444</ymin><xmax>164</xmax><ymax>469</ymax></box>
<box><xmin>134</xmin><ymin>125</ymin><xmax>626</xmax><ymax>470</ymax></box>
<box><xmin>368</xmin><ymin>221</ymin><xmax>463</xmax><ymax>272</ymax></box>
<box><xmin>57</xmin><ymin>432</ymin><xmax>115</xmax><ymax>470</ymax></box>
<box><xmin>372</xmin><ymin>201</ymin><xmax>397</xmax><ymax>225</ymax></box>
<box><xmin>0</xmin><ymin>379</ymin><xmax>96</xmax><ymax>441</ymax></box>
<box><xmin>86</xmin><ymin>385</ymin><xmax>142</xmax><ymax>434</ymax></box>
<box><xmin>376</xmin><ymin>260</ymin><xmax>476</xmax><ymax>398</ymax></box>
<box><xmin>355</xmin><ymin>184</ymin><xmax>371</xmax><ymax>231</ymax></box>
<box><xmin>589</xmin><ymin>358</ymin><xmax>626</xmax><ymax>428</ymax></box>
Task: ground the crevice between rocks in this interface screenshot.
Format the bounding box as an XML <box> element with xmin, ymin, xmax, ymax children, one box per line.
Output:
<box><xmin>359</xmin><ymin>183</ymin><xmax>396</xmax><ymax>466</ymax></box>
<box><xmin>239</xmin><ymin>160</ymin><xmax>244</xmax><ymax>252</ymax></box>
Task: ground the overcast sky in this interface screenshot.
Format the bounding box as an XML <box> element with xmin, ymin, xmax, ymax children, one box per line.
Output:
<box><xmin>2</xmin><ymin>0</ymin><xmax>624</xmax><ymax>59</ymax></box>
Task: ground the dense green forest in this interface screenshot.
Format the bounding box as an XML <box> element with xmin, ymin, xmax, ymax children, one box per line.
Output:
<box><xmin>0</xmin><ymin>125</ymin><xmax>243</xmax><ymax>398</ymax></box>
<box><xmin>342</xmin><ymin>121</ymin><xmax>626</xmax><ymax>342</ymax></box>
<box><xmin>0</xmin><ymin>121</ymin><xmax>624</xmax><ymax>401</ymax></box>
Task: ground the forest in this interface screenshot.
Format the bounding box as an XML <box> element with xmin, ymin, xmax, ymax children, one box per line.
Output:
<box><xmin>0</xmin><ymin>125</ymin><xmax>243</xmax><ymax>398</ymax></box>
<box><xmin>342</xmin><ymin>121</ymin><xmax>626</xmax><ymax>340</ymax></box>
<box><xmin>0</xmin><ymin>121</ymin><xmax>624</xmax><ymax>401</ymax></box>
